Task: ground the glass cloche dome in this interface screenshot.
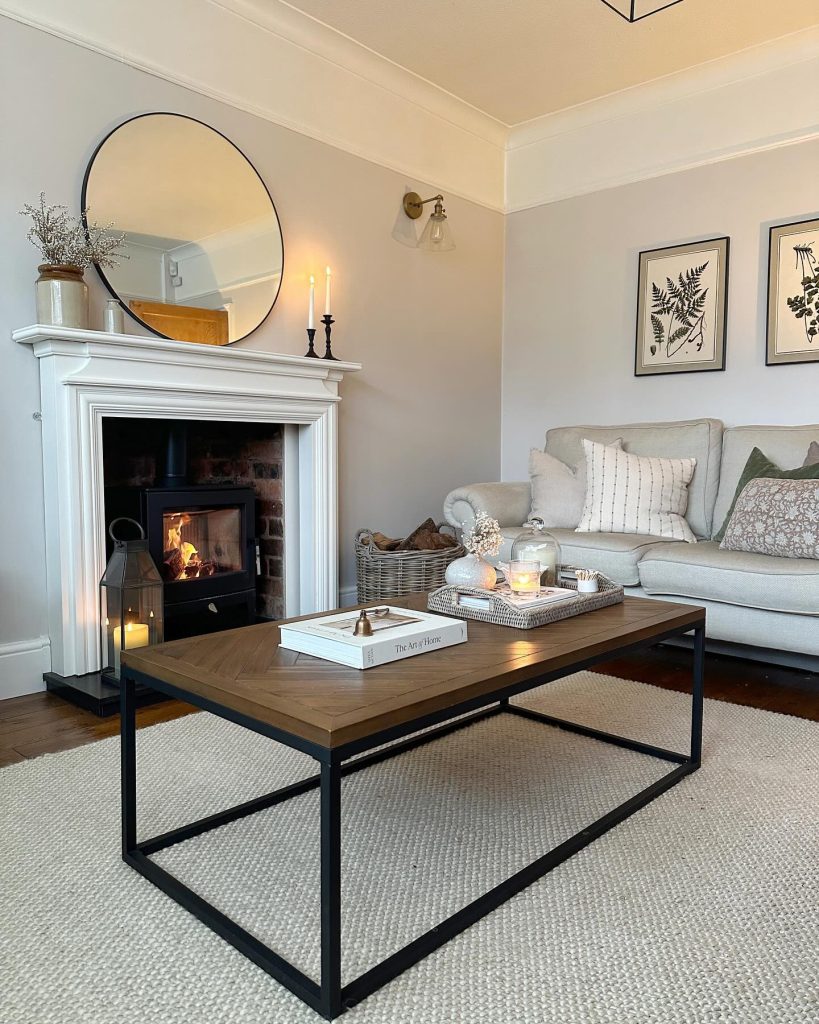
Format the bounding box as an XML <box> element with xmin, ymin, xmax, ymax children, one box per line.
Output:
<box><xmin>510</xmin><ymin>517</ymin><xmax>562</xmax><ymax>586</ymax></box>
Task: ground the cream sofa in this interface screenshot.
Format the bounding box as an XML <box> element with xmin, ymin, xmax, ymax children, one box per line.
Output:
<box><xmin>444</xmin><ymin>419</ymin><xmax>819</xmax><ymax>667</ymax></box>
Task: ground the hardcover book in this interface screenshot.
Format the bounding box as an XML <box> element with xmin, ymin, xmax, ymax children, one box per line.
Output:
<box><xmin>459</xmin><ymin>583</ymin><xmax>577</xmax><ymax>611</ymax></box>
<box><xmin>278</xmin><ymin>606</ymin><xmax>468</xmax><ymax>669</ymax></box>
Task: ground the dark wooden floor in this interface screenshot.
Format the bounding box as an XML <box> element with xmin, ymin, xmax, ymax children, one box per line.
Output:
<box><xmin>0</xmin><ymin>646</ymin><xmax>816</xmax><ymax>769</ymax></box>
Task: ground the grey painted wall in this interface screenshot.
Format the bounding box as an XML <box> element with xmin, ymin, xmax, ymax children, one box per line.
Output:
<box><xmin>0</xmin><ymin>19</ymin><xmax>503</xmax><ymax>652</ymax></box>
<box><xmin>502</xmin><ymin>138</ymin><xmax>819</xmax><ymax>479</ymax></box>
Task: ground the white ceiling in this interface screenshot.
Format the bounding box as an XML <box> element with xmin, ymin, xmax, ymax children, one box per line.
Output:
<box><xmin>280</xmin><ymin>0</ymin><xmax>819</xmax><ymax>125</ymax></box>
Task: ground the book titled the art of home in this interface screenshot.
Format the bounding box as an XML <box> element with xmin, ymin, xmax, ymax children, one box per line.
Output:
<box><xmin>278</xmin><ymin>606</ymin><xmax>467</xmax><ymax>669</ymax></box>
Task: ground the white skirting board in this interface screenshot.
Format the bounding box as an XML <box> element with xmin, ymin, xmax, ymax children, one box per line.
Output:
<box><xmin>0</xmin><ymin>636</ymin><xmax>51</xmax><ymax>700</ymax></box>
<box><xmin>338</xmin><ymin>584</ymin><xmax>358</xmax><ymax>608</ymax></box>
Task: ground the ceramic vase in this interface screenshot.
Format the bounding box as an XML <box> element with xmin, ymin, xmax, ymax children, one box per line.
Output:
<box><xmin>35</xmin><ymin>264</ymin><xmax>89</xmax><ymax>329</ymax></box>
<box><xmin>445</xmin><ymin>553</ymin><xmax>497</xmax><ymax>590</ymax></box>
<box><xmin>103</xmin><ymin>298</ymin><xmax>125</xmax><ymax>333</ymax></box>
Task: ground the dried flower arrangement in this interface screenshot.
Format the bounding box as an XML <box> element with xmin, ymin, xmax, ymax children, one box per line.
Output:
<box><xmin>463</xmin><ymin>510</ymin><xmax>502</xmax><ymax>559</ymax></box>
<box><xmin>19</xmin><ymin>192</ymin><xmax>127</xmax><ymax>271</ymax></box>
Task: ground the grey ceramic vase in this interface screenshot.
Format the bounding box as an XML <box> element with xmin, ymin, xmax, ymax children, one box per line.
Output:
<box><xmin>444</xmin><ymin>553</ymin><xmax>497</xmax><ymax>590</ymax></box>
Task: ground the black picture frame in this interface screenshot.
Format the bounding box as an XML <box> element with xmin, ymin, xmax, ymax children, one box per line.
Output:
<box><xmin>634</xmin><ymin>236</ymin><xmax>729</xmax><ymax>378</ymax></box>
<box><xmin>766</xmin><ymin>216</ymin><xmax>819</xmax><ymax>367</ymax></box>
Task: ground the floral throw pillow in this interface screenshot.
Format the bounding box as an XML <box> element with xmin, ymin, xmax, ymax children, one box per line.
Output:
<box><xmin>714</xmin><ymin>447</ymin><xmax>819</xmax><ymax>542</ymax></box>
<box><xmin>720</xmin><ymin>478</ymin><xmax>819</xmax><ymax>560</ymax></box>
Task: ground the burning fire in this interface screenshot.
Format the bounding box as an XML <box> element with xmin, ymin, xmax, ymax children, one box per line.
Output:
<box><xmin>162</xmin><ymin>513</ymin><xmax>215</xmax><ymax>581</ymax></box>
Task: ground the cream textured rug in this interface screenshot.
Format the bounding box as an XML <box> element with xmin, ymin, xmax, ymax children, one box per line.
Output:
<box><xmin>1</xmin><ymin>672</ymin><xmax>817</xmax><ymax>1024</ymax></box>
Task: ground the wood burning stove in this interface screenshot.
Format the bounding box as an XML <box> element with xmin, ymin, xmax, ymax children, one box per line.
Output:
<box><xmin>141</xmin><ymin>485</ymin><xmax>258</xmax><ymax>638</ymax></box>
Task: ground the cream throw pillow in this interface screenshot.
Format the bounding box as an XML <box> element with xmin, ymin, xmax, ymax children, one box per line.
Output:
<box><xmin>576</xmin><ymin>439</ymin><xmax>697</xmax><ymax>543</ymax></box>
<box><xmin>529</xmin><ymin>439</ymin><xmax>622</xmax><ymax>529</ymax></box>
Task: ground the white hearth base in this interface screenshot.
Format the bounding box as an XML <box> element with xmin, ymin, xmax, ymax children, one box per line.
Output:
<box><xmin>14</xmin><ymin>325</ymin><xmax>360</xmax><ymax>679</ymax></box>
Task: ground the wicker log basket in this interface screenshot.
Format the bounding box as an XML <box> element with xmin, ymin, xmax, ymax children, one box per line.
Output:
<box><xmin>355</xmin><ymin>524</ymin><xmax>465</xmax><ymax>602</ymax></box>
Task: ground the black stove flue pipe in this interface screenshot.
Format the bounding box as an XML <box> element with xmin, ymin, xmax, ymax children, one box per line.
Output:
<box><xmin>161</xmin><ymin>422</ymin><xmax>189</xmax><ymax>487</ymax></box>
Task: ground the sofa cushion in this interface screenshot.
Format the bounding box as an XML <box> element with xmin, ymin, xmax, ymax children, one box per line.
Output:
<box><xmin>713</xmin><ymin>425</ymin><xmax>819</xmax><ymax>536</ymax></box>
<box><xmin>576</xmin><ymin>439</ymin><xmax>697</xmax><ymax>543</ymax></box>
<box><xmin>498</xmin><ymin>527</ymin><xmax>679</xmax><ymax>587</ymax></box>
<box><xmin>713</xmin><ymin>447</ymin><xmax>819</xmax><ymax>542</ymax></box>
<box><xmin>546</xmin><ymin>418</ymin><xmax>722</xmax><ymax>539</ymax></box>
<box><xmin>638</xmin><ymin>541</ymin><xmax>819</xmax><ymax>616</ymax></box>
<box><xmin>528</xmin><ymin>439</ymin><xmax>622</xmax><ymax>529</ymax></box>
<box><xmin>720</xmin><ymin>478</ymin><xmax>819</xmax><ymax>559</ymax></box>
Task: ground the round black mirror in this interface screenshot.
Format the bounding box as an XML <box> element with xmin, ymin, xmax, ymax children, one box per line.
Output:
<box><xmin>82</xmin><ymin>113</ymin><xmax>284</xmax><ymax>345</ymax></box>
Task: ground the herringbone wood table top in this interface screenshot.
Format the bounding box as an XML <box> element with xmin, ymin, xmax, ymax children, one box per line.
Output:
<box><xmin>124</xmin><ymin>594</ymin><xmax>703</xmax><ymax>750</ymax></box>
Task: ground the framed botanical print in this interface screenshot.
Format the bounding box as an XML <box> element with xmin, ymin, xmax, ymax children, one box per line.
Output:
<box><xmin>767</xmin><ymin>217</ymin><xmax>819</xmax><ymax>366</ymax></box>
<box><xmin>635</xmin><ymin>237</ymin><xmax>729</xmax><ymax>377</ymax></box>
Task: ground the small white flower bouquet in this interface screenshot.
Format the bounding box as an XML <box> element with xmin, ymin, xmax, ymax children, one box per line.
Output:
<box><xmin>463</xmin><ymin>510</ymin><xmax>502</xmax><ymax>559</ymax></box>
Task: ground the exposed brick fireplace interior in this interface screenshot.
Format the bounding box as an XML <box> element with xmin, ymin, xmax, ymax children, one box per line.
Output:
<box><xmin>102</xmin><ymin>418</ymin><xmax>284</xmax><ymax>633</ymax></box>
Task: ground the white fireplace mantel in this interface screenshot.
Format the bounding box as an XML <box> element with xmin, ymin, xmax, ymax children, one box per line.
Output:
<box><xmin>14</xmin><ymin>324</ymin><xmax>361</xmax><ymax>678</ymax></box>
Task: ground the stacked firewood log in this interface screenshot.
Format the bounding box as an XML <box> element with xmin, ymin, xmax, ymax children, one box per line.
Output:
<box><xmin>370</xmin><ymin>518</ymin><xmax>458</xmax><ymax>552</ymax></box>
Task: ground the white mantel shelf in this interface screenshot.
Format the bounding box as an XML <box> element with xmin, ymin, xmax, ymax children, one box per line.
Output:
<box><xmin>14</xmin><ymin>324</ymin><xmax>361</xmax><ymax>679</ymax></box>
<box><xmin>13</xmin><ymin>324</ymin><xmax>362</xmax><ymax>378</ymax></box>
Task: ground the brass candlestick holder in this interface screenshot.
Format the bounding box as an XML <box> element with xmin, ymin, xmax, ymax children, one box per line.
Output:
<box><xmin>304</xmin><ymin>327</ymin><xmax>319</xmax><ymax>358</ymax></box>
<box><xmin>321</xmin><ymin>314</ymin><xmax>338</xmax><ymax>361</ymax></box>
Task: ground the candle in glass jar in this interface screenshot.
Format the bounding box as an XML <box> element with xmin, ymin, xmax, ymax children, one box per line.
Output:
<box><xmin>515</xmin><ymin>542</ymin><xmax>557</xmax><ymax>586</ymax></box>
<box><xmin>509</xmin><ymin>560</ymin><xmax>541</xmax><ymax>595</ymax></box>
<box><xmin>113</xmin><ymin>621</ymin><xmax>150</xmax><ymax>675</ymax></box>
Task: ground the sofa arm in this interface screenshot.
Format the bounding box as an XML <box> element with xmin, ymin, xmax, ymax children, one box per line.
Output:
<box><xmin>443</xmin><ymin>482</ymin><xmax>531</xmax><ymax>533</ymax></box>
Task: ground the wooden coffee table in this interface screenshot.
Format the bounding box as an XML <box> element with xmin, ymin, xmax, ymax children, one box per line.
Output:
<box><xmin>121</xmin><ymin>594</ymin><xmax>704</xmax><ymax>1020</ymax></box>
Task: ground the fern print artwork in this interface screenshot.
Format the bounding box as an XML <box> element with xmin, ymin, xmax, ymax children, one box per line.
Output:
<box><xmin>636</xmin><ymin>238</ymin><xmax>729</xmax><ymax>377</ymax></box>
<box><xmin>649</xmin><ymin>262</ymin><xmax>709</xmax><ymax>358</ymax></box>
<box><xmin>785</xmin><ymin>243</ymin><xmax>818</xmax><ymax>345</ymax></box>
<box><xmin>767</xmin><ymin>217</ymin><xmax>819</xmax><ymax>366</ymax></box>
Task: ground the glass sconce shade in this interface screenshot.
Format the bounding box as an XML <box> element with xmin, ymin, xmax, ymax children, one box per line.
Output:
<box><xmin>417</xmin><ymin>201</ymin><xmax>455</xmax><ymax>252</ymax></box>
<box><xmin>399</xmin><ymin>191</ymin><xmax>455</xmax><ymax>252</ymax></box>
<box><xmin>510</xmin><ymin>517</ymin><xmax>562</xmax><ymax>586</ymax></box>
<box><xmin>100</xmin><ymin>518</ymin><xmax>164</xmax><ymax>680</ymax></box>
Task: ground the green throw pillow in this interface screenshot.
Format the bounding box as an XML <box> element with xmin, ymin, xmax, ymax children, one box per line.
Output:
<box><xmin>714</xmin><ymin>447</ymin><xmax>819</xmax><ymax>542</ymax></box>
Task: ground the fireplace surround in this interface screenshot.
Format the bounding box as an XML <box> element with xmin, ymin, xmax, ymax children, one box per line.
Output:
<box><xmin>14</xmin><ymin>324</ymin><xmax>361</xmax><ymax>710</ymax></box>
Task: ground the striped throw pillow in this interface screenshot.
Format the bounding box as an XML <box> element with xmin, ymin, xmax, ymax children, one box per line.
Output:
<box><xmin>576</xmin><ymin>439</ymin><xmax>697</xmax><ymax>543</ymax></box>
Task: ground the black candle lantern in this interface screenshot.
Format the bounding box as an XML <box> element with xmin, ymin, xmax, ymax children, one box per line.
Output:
<box><xmin>100</xmin><ymin>517</ymin><xmax>164</xmax><ymax>682</ymax></box>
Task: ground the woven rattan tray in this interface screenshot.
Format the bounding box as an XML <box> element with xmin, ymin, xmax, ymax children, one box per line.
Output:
<box><xmin>427</xmin><ymin>573</ymin><xmax>624</xmax><ymax>629</ymax></box>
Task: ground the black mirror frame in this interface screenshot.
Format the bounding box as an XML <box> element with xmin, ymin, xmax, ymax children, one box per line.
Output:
<box><xmin>81</xmin><ymin>111</ymin><xmax>285</xmax><ymax>345</ymax></box>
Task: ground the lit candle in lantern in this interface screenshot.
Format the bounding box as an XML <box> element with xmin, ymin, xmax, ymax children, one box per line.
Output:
<box><xmin>308</xmin><ymin>274</ymin><xmax>315</xmax><ymax>330</ymax></box>
<box><xmin>324</xmin><ymin>266</ymin><xmax>332</xmax><ymax>315</ymax></box>
<box><xmin>509</xmin><ymin>560</ymin><xmax>541</xmax><ymax>596</ymax></box>
<box><xmin>113</xmin><ymin>621</ymin><xmax>150</xmax><ymax>675</ymax></box>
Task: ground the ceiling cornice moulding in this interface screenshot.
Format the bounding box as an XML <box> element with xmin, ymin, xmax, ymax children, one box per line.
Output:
<box><xmin>214</xmin><ymin>0</ymin><xmax>508</xmax><ymax>147</ymax></box>
<box><xmin>507</xmin><ymin>24</ymin><xmax>819</xmax><ymax>150</ymax></box>
<box><xmin>505</xmin><ymin>24</ymin><xmax>819</xmax><ymax>213</ymax></box>
<box><xmin>0</xmin><ymin>0</ymin><xmax>506</xmax><ymax>212</ymax></box>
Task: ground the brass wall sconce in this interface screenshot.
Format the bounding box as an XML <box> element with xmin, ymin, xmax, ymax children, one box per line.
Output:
<box><xmin>400</xmin><ymin>191</ymin><xmax>455</xmax><ymax>252</ymax></box>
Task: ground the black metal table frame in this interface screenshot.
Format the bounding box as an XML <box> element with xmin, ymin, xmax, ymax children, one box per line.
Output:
<box><xmin>120</xmin><ymin>619</ymin><xmax>705</xmax><ymax>1020</ymax></box>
